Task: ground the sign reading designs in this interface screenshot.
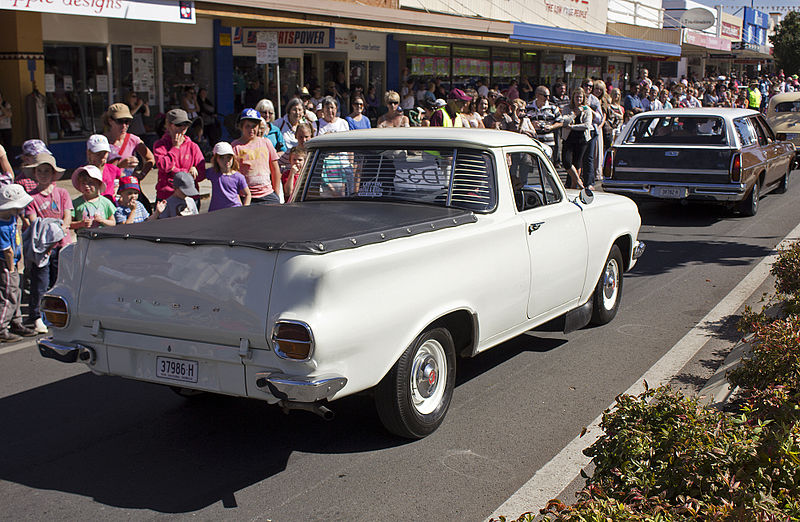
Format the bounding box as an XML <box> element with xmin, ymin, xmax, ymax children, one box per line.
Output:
<box><xmin>0</xmin><ymin>0</ymin><xmax>195</xmax><ymax>23</ymax></box>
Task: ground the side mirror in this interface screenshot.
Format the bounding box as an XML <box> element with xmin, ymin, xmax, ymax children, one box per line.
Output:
<box><xmin>579</xmin><ymin>188</ymin><xmax>594</xmax><ymax>205</ymax></box>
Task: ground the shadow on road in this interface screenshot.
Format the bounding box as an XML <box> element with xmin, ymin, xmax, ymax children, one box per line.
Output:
<box><xmin>0</xmin><ymin>333</ymin><xmax>565</xmax><ymax>513</ymax></box>
<box><xmin>635</xmin><ymin>199</ymin><xmax>731</xmax><ymax>228</ymax></box>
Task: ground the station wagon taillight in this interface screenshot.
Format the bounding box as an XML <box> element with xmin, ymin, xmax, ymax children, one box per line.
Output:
<box><xmin>41</xmin><ymin>295</ymin><xmax>69</xmax><ymax>328</ymax></box>
<box><xmin>730</xmin><ymin>153</ymin><xmax>742</xmax><ymax>182</ymax></box>
<box><xmin>272</xmin><ymin>321</ymin><xmax>314</xmax><ymax>361</ymax></box>
<box><xmin>603</xmin><ymin>149</ymin><xmax>614</xmax><ymax>179</ymax></box>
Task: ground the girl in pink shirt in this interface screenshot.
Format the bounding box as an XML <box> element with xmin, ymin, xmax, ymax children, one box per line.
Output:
<box><xmin>231</xmin><ymin>108</ymin><xmax>281</xmax><ymax>204</ymax></box>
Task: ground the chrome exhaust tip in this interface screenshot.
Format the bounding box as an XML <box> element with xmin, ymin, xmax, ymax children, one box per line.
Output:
<box><xmin>278</xmin><ymin>400</ymin><xmax>335</xmax><ymax>421</ymax></box>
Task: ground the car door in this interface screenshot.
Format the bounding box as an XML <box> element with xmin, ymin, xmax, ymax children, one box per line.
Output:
<box><xmin>749</xmin><ymin>115</ymin><xmax>778</xmax><ymax>184</ymax></box>
<box><xmin>755</xmin><ymin>114</ymin><xmax>792</xmax><ymax>183</ymax></box>
<box><xmin>507</xmin><ymin>149</ymin><xmax>588</xmax><ymax>320</ymax></box>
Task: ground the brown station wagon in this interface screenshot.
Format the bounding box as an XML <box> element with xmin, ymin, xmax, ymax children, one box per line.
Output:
<box><xmin>602</xmin><ymin>108</ymin><xmax>795</xmax><ymax>216</ymax></box>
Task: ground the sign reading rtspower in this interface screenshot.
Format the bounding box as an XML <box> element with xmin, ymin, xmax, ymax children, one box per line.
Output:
<box><xmin>0</xmin><ymin>0</ymin><xmax>195</xmax><ymax>23</ymax></box>
<box><xmin>236</xmin><ymin>28</ymin><xmax>334</xmax><ymax>48</ymax></box>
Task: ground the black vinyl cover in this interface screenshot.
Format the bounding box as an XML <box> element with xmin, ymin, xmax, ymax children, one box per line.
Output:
<box><xmin>78</xmin><ymin>201</ymin><xmax>477</xmax><ymax>254</ymax></box>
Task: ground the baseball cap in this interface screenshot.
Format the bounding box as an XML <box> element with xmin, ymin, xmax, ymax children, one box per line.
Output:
<box><xmin>448</xmin><ymin>88</ymin><xmax>471</xmax><ymax>101</ymax></box>
<box><xmin>71</xmin><ymin>164</ymin><xmax>106</xmax><ymax>193</ymax></box>
<box><xmin>166</xmin><ymin>108</ymin><xmax>192</xmax><ymax>125</ymax></box>
<box><xmin>172</xmin><ymin>171</ymin><xmax>199</xmax><ymax>197</ymax></box>
<box><xmin>239</xmin><ymin>108</ymin><xmax>262</xmax><ymax>122</ymax></box>
<box><xmin>433</xmin><ymin>99</ymin><xmax>447</xmax><ymax>108</ymax></box>
<box><xmin>107</xmin><ymin>103</ymin><xmax>133</xmax><ymax>121</ymax></box>
<box><xmin>26</xmin><ymin>153</ymin><xmax>65</xmax><ymax>173</ymax></box>
<box><xmin>213</xmin><ymin>142</ymin><xmax>234</xmax><ymax>156</ymax></box>
<box><xmin>0</xmin><ymin>184</ymin><xmax>33</xmax><ymax>211</ymax></box>
<box><xmin>18</xmin><ymin>139</ymin><xmax>51</xmax><ymax>159</ymax></box>
<box><xmin>118</xmin><ymin>176</ymin><xmax>141</xmax><ymax>193</ymax></box>
<box><xmin>87</xmin><ymin>134</ymin><xmax>110</xmax><ymax>153</ymax></box>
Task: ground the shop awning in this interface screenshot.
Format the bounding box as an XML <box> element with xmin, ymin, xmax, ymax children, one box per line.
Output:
<box><xmin>511</xmin><ymin>23</ymin><xmax>682</xmax><ymax>57</ymax></box>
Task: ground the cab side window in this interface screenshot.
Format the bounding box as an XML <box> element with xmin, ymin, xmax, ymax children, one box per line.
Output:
<box><xmin>749</xmin><ymin>116</ymin><xmax>769</xmax><ymax>146</ymax></box>
<box><xmin>508</xmin><ymin>151</ymin><xmax>563</xmax><ymax>212</ymax></box>
<box><xmin>754</xmin><ymin>116</ymin><xmax>776</xmax><ymax>142</ymax></box>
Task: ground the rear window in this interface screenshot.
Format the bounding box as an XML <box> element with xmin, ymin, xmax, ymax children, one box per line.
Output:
<box><xmin>623</xmin><ymin>116</ymin><xmax>727</xmax><ymax>145</ymax></box>
<box><xmin>774</xmin><ymin>101</ymin><xmax>800</xmax><ymax>113</ymax></box>
<box><xmin>299</xmin><ymin>147</ymin><xmax>497</xmax><ymax>212</ymax></box>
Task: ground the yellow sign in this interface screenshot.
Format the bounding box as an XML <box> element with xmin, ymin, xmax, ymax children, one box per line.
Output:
<box><xmin>219</xmin><ymin>33</ymin><xmax>231</xmax><ymax>47</ymax></box>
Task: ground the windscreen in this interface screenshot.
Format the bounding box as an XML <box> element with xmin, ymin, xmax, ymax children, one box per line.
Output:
<box><xmin>774</xmin><ymin>101</ymin><xmax>800</xmax><ymax>113</ymax></box>
<box><xmin>298</xmin><ymin>147</ymin><xmax>497</xmax><ymax>212</ymax></box>
<box><xmin>623</xmin><ymin>116</ymin><xmax>728</xmax><ymax>145</ymax></box>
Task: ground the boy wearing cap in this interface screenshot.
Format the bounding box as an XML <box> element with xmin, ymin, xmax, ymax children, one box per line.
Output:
<box><xmin>114</xmin><ymin>176</ymin><xmax>151</xmax><ymax>224</ymax></box>
<box><xmin>152</xmin><ymin>171</ymin><xmax>199</xmax><ymax>219</ymax></box>
<box><xmin>71</xmin><ymin>165</ymin><xmax>116</xmax><ymax>229</ymax></box>
<box><xmin>86</xmin><ymin>134</ymin><xmax>124</xmax><ymax>202</ymax></box>
<box><xmin>0</xmin><ymin>184</ymin><xmax>38</xmax><ymax>341</ymax></box>
<box><xmin>153</xmin><ymin>109</ymin><xmax>205</xmax><ymax>203</ymax></box>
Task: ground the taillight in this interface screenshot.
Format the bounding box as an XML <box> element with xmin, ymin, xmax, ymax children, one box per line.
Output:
<box><xmin>603</xmin><ymin>149</ymin><xmax>614</xmax><ymax>179</ymax></box>
<box><xmin>41</xmin><ymin>295</ymin><xmax>69</xmax><ymax>328</ymax></box>
<box><xmin>731</xmin><ymin>153</ymin><xmax>742</xmax><ymax>182</ymax></box>
<box><xmin>272</xmin><ymin>321</ymin><xmax>314</xmax><ymax>361</ymax></box>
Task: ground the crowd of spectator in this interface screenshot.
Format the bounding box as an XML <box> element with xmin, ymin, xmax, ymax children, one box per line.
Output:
<box><xmin>0</xmin><ymin>67</ymin><xmax>797</xmax><ymax>343</ymax></box>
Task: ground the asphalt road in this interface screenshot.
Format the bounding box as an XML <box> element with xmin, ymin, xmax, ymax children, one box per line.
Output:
<box><xmin>1</xmin><ymin>172</ymin><xmax>798</xmax><ymax>521</ymax></box>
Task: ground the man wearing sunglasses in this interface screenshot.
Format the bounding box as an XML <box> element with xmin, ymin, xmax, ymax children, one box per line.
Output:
<box><xmin>153</xmin><ymin>109</ymin><xmax>205</xmax><ymax>204</ymax></box>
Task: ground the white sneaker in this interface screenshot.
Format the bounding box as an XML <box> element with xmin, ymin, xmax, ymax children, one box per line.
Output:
<box><xmin>34</xmin><ymin>318</ymin><xmax>48</xmax><ymax>334</ymax></box>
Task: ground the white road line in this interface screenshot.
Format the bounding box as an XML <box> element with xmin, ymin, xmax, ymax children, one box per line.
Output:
<box><xmin>0</xmin><ymin>338</ymin><xmax>39</xmax><ymax>356</ymax></box>
<box><xmin>487</xmin><ymin>222</ymin><xmax>800</xmax><ymax>521</ymax></box>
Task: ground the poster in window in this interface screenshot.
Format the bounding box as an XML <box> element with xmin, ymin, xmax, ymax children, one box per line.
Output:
<box><xmin>132</xmin><ymin>46</ymin><xmax>156</xmax><ymax>100</ymax></box>
<box><xmin>422</xmin><ymin>57</ymin><xmax>434</xmax><ymax>75</ymax></box>
<box><xmin>436</xmin><ymin>57</ymin><xmax>449</xmax><ymax>76</ymax></box>
<box><xmin>411</xmin><ymin>57</ymin><xmax>422</xmax><ymax>75</ymax></box>
<box><xmin>44</xmin><ymin>74</ymin><xmax>55</xmax><ymax>93</ymax></box>
<box><xmin>63</xmin><ymin>75</ymin><xmax>73</xmax><ymax>92</ymax></box>
<box><xmin>96</xmin><ymin>74</ymin><xmax>109</xmax><ymax>92</ymax></box>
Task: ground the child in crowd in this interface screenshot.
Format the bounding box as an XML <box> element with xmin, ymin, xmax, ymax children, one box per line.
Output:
<box><xmin>114</xmin><ymin>176</ymin><xmax>152</xmax><ymax>224</ymax></box>
<box><xmin>15</xmin><ymin>140</ymin><xmax>51</xmax><ymax>192</ymax></box>
<box><xmin>152</xmin><ymin>171</ymin><xmax>199</xmax><ymax>219</ymax></box>
<box><xmin>71</xmin><ymin>165</ymin><xmax>116</xmax><ymax>229</ymax></box>
<box><xmin>86</xmin><ymin>134</ymin><xmax>124</xmax><ymax>202</ymax></box>
<box><xmin>24</xmin><ymin>153</ymin><xmax>72</xmax><ymax>333</ymax></box>
<box><xmin>0</xmin><ymin>184</ymin><xmax>37</xmax><ymax>342</ymax></box>
<box><xmin>207</xmin><ymin>142</ymin><xmax>250</xmax><ymax>211</ymax></box>
<box><xmin>282</xmin><ymin>146</ymin><xmax>307</xmax><ymax>199</ymax></box>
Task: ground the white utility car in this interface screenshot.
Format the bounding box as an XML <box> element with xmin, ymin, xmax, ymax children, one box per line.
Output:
<box><xmin>38</xmin><ymin>128</ymin><xmax>644</xmax><ymax>439</ymax></box>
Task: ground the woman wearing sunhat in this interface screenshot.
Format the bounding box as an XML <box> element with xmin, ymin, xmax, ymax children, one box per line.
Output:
<box><xmin>231</xmin><ymin>108</ymin><xmax>281</xmax><ymax>205</ymax></box>
<box><xmin>105</xmin><ymin>103</ymin><xmax>155</xmax><ymax>209</ymax></box>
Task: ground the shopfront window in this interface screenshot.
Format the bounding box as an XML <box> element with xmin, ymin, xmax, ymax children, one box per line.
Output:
<box><xmin>452</xmin><ymin>45</ymin><xmax>488</xmax><ymax>89</ymax></box>
<box><xmin>606</xmin><ymin>61</ymin><xmax>630</xmax><ymax>90</ymax></box>
<box><xmin>162</xmin><ymin>48</ymin><xmax>213</xmax><ymax>111</ymax></box>
<box><xmin>350</xmin><ymin>60</ymin><xmax>366</xmax><ymax>91</ymax></box>
<box><xmin>279</xmin><ymin>57</ymin><xmax>301</xmax><ymax>110</ymax></box>
<box><xmin>540</xmin><ymin>54</ymin><xmax>564</xmax><ymax>90</ymax></box>
<box><xmin>587</xmin><ymin>56</ymin><xmax>602</xmax><ymax>81</ymax></box>
<box><xmin>368</xmin><ymin>61</ymin><xmax>385</xmax><ymax>99</ymax></box>
<box><xmin>44</xmin><ymin>45</ymin><xmax>108</xmax><ymax>140</ymax></box>
<box><xmin>491</xmin><ymin>47</ymin><xmax>520</xmax><ymax>90</ymax></box>
<box><xmin>522</xmin><ymin>51</ymin><xmax>539</xmax><ymax>84</ymax></box>
<box><xmin>407</xmin><ymin>43</ymin><xmax>451</xmax><ymax>84</ymax></box>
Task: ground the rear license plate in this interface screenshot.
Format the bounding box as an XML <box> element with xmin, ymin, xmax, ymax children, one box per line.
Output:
<box><xmin>652</xmin><ymin>186</ymin><xmax>687</xmax><ymax>199</ymax></box>
<box><xmin>156</xmin><ymin>356</ymin><xmax>198</xmax><ymax>383</ymax></box>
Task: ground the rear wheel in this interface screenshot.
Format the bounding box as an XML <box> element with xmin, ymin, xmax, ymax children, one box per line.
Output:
<box><xmin>738</xmin><ymin>180</ymin><xmax>759</xmax><ymax>217</ymax></box>
<box><xmin>591</xmin><ymin>245</ymin><xmax>623</xmax><ymax>325</ymax></box>
<box><xmin>374</xmin><ymin>327</ymin><xmax>456</xmax><ymax>439</ymax></box>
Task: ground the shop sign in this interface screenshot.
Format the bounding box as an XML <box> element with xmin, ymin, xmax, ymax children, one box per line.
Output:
<box><xmin>679</xmin><ymin>7</ymin><xmax>715</xmax><ymax>31</ymax></box>
<box><xmin>721</xmin><ymin>21</ymin><xmax>741</xmax><ymax>40</ymax></box>
<box><xmin>683</xmin><ymin>29</ymin><xmax>731</xmax><ymax>51</ymax></box>
<box><xmin>256</xmin><ymin>31</ymin><xmax>278</xmax><ymax>65</ymax></box>
<box><xmin>333</xmin><ymin>30</ymin><xmax>384</xmax><ymax>60</ymax></box>
<box><xmin>0</xmin><ymin>0</ymin><xmax>195</xmax><ymax>23</ymax></box>
<box><xmin>235</xmin><ymin>27</ymin><xmax>333</xmax><ymax>48</ymax></box>
<box><xmin>743</xmin><ymin>7</ymin><xmax>768</xmax><ymax>29</ymax></box>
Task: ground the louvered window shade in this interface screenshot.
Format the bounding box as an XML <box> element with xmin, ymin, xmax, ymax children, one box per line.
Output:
<box><xmin>302</xmin><ymin>147</ymin><xmax>496</xmax><ymax>212</ymax></box>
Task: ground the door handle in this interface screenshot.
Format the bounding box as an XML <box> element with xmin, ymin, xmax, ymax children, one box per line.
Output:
<box><xmin>528</xmin><ymin>222</ymin><xmax>544</xmax><ymax>234</ymax></box>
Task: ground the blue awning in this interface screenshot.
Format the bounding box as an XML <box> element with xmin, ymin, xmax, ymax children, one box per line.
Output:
<box><xmin>511</xmin><ymin>23</ymin><xmax>682</xmax><ymax>57</ymax></box>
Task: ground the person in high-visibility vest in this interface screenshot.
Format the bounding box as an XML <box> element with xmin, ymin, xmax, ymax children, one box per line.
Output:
<box><xmin>430</xmin><ymin>89</ymin><xmax>471</xmax><ymax>127</ymax></box>
<box><xmin>747</xmin><ymin>81</ymin><xmax>762</xmax><ymax>111</ymax></box>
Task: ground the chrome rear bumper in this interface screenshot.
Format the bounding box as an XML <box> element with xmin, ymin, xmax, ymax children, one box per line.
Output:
<box><xmin>38</xmin><ymin>338</ymin><xmax>95</xmax><ymax>365</ymax></box>
<box><xmin>255</xmin><ymin>372</ymin><xmax>347</xmax><ymax>402</ymax></box>
<box><xmin>603</xmin><ymin>180</ymin><xmax>746</xmax><ymax>201</ymax></box>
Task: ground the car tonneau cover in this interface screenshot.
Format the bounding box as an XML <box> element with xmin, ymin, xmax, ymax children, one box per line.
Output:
<box><xmin>78</xmin><ymin>201</ymin><xmax>477</xmax><ymax>254</ymax></box>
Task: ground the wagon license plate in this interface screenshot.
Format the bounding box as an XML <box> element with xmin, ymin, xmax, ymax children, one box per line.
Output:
<box><xmin>156</xmin><ymin>356</ymin><xmax>198</xmax><ymax>383</ymax></box>
<box><xmin>652</xmin><ymin>186</ymin><xmax>687</xmax><ymax>199</ymax></box>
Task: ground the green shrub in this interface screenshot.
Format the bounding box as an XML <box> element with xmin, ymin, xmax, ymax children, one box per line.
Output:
<box><xmin>729</xmin><ymin>315</ymin><xmax>800</xmax><ymax>392</ymax></box>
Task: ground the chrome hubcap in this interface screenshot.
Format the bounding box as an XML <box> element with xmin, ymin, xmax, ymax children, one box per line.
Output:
<box><xmin>410</xmin><ymin>339</ymin><xmax>446</xmax><ymax>415</ymax></box>
<box><xmin>602</xmin><ymin>258</ymin><xmax>619</xmax><ymax>310</ymax></box>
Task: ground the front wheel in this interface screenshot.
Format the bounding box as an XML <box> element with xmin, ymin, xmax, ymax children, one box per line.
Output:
<box><xmin>374</xmin><ymin>327</ymin><xmax>456</xmax><ymax>439</ymax></box>
<box><xmin>590</xmin><ymin>245</ymin><xmax>623</xmax><ymax>325</ymax></box>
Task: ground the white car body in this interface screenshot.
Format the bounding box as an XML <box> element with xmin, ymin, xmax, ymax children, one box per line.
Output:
<box><xmin>39</xmin><ymin>128</ymin><xmax>644</xmax><ymax>438</ymax></box>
